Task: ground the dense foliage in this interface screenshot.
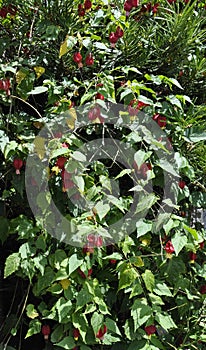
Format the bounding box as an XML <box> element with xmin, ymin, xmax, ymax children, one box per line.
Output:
<box><xmin>0</xmin><ymin>0</ymin><xmax>206</xmax><ymax>349</ymax></box>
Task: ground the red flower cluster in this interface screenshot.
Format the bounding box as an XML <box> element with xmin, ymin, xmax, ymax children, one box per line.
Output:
<box><xmin>0</xmin><ymin>78</ymin><xmax>11</xmax><ymax>96</ymax></box>
<box><xmin>83</xmin><ymin>234</ymin><xmax>103</xmax><ymax>254</ymax></box>
<box><xmin>73</xmin><ymin>52</ymin><xmax>94</xmax><ymax>67</ymax></box>
<box><xmin>96</xmin><ymin>324</ymin><xmax>107</xmax><ymax>340</ymax></box>
<box><xmin>152</xmin><ymin>113</ymin><xmax>166</xmax><ymax>128</ymax></box>
<box><xmin>145</xmin><ymin>324</ymin><xmax>156</xmax><ymax>335</ymax></box>
<box><xmin>124</xmin><ymin>0</ymin><xmax>138</xmax><ymax>16</ymax></box>
<box><xmin>88</xmin><ymin>105</ymin><xmax>104</xmax><ymax>123</ymax></box>
<box><xmin>109</xmin><ymin>26</ymin><xmax>124</xmax><ymax>47</ymax></box>
<box><xmin>128</xmin><ymin>99</ymin><xmax>148</xmax><ymax>116</ymax></box>
<box><xmin>13</xmin><ymin>159</ymin><xmax>23</xmax><ymax>175</ymax></box>
<box><xmin>0</xmin><ymin>4</ymin><xmax>17</xmax><ymax>18</ymax></box>
<box><xmin>41</xmin><ymin>325</ymin><xmax>51</xmax><ymax>340</ymax></box>
<box><xmin>165</xmin><ymin>240</ymin><xmax>175</xmax><ymax>254</ymax></box>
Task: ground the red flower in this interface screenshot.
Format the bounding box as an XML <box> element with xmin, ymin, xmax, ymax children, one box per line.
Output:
<box><xmin>110</xmin><ymin>259</ymin><xmax>117</xmax><ymax>264</ymax></box>
<box><xmin>42</xmin><ymin>325</ymin><xmax>51</xmax><ymax>340</ymax></box>
<box><xmin>0</xmin><ymin>7</ymin><xmax>8</xmax><ymax>18</ymax></box>
<box><xmin>189</xmin><ymin>252</ymin><xmax>197</xmax><ymax>262</ymax></box>
<box><xmin>152</xmin><ymin>113</ymin><xmax>166</xmax><ymax>128</ymax></box>
<box><xmin>95</xmin><ymin>93</ymin><xmax>105</xmax><ymax>100</ymax></box>
<box><xmin>88</xmin><ymin>105</ymin><xmax>101</xmax><ymax>120</ymax></box>
<box><xmin>124</xmin><ymin>0</ymin><xmax>133</xmax><ymax>12</ymax></box>
<box><xmin>78</xmin><ymin>268</ymin><xmax>92</xmax><ymax>278</ymax></box>
<box><xmin>13</xmin><ymin>159</ymin><xmax>23</xmax><ymax>175</ymax></box>
<box><xmin>0</xmin><ymin>5</ymin><xmax>17</xmax><ymax>18</ymax></box>
<box><xmin>132</xmin><ymin>0</ymin><xmax>139</xmax><ymax>6</ymax></box>
<box><xmin>78</xmin><ymin>4</ymin><xmax>85</xmax><ymax>16</ymax></box>
<box><xmin>96</xmin><ymin>324</ymin><xmax>107</xmax><ymax>340</ymax></box>
<box><xmin>83</xmin><ymin>242</ymin><xmax>94</xmax><ymax>255</ymax></box>
<box><xmin>178</xmin><ymin>180</ymin><xmax>186</xmax><ymax>189</ymax></box>
<box><xmin>145</xmin><ymin>325</ymin><xmax>156</xmax><ymax>335</ymax></box>
<box><xmin>73</xmin><ymin>52</ymin><xmax>83</xmax><ymax>68</ymax></box>
<box><xmin>0</xmin><ymin>78</ymin><xmax>11</xmax><ymax>95</ymax></box>
<box><xmin>199</xmin><ymin>241</ymin><xmax>204</xmax><ymax>250</ymax></box>
<box><xmin>115</xmin><ymin>26</ymin><xmax>124</xmax><ymax>38</ymax></box>
<box><xmin>61</xmin><ymin>169</ymin><xmax>74</xmax><ymax>191</ymax></box>
<box><xmin>73</xmin><ymin>328</ymin><xmax>80</xmax><ymax>340</ymax></box>
<box><xmin>128</xmin><ymin>99</ymin><xmax>138</xmax><ymax>116</ymax></box>
<box><xmin>165</xmin><ymin>240</ymin><xmax>175</xmax><ymax>254</ymax></box>
<box><xmin>200</xmin><ymin>285</ymin><xmax>206</xmax><ymax>294</ymax></box>
<box><xmin>167</xmin><ymin>0</ymin><xmax>176</xmax><ymax>3</ymax></box>
<box><xmin>85</xmin><ymin>53</ymin><xmax>94</xmax><ymax>66</ymax></box>
<box><xmin>56</xmin><ymin>156</ymin><xmax>67</xmax><ymax>169</ymax></box>
<box><xmin>84</xmin><ymin>0</ymin><xmax>92</xmax><ymax>10</ymax></box>
<box><xmin>109</xmin><ymin>32</ymin><xmax>119</xmax><ymax>44</ymax></box>
<box><xmin>86</xmin><ymin>233</ymin><xmax>103</xmax><ymax>247</ymax></box>
<box><xmin>152</xmin><ymin>3</ymin><xmax>160</xmax><ymax>13</ymax></box>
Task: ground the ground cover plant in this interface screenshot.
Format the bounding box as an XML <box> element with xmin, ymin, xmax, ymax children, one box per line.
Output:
<box><xmin>0</xmin><ymin>0</ymin><xmax>206</xmax><ymax>349</ymax></box>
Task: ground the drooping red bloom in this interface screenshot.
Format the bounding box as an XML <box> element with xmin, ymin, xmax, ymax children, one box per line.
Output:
<box><xmin>78</xmin><ymin>268</ymin><xmax>92</xmax><ymax>279</ymax></box>
<box><xmin>13</xmin><ymin>159</ymin><xmax>23</xmax><ymax>175</ymax></box>
<box><xmin>42</xmin><ymin>325</ymin><xmax>51</xmax><ymax>340</ymax></box>
<box><xmin>128</xmin><ymin>99</ymin><xmax>139</xmax><ymax>116</ymax></box>
<box><xmin>200</xmin><ymin>285</ymin><xmax>206</xmax><ymax>294</ymax></box>
<box><xmin>115</xmin><ymin>26</ymin><xmax>124</xmax><ymax>38</ymax></box>
<box><xmin>132</xmin><ymin>0</ymin><xmax>139</xmax><ymax>7</ymax></box>
<box><xmin>96</xmin><ymin>324</ymin><xmax>107</xmax><ymax>340</ymax></box>
<box><xmin>189</xmin><ymin>252</ymin><xmax>197</xmax><ymax>262</ymax></box>
<box><xmin>85</xmin><ymin>53</ymin><xmax>94</xmax><ymax>66</ymax></box>
<box><xmin>0</xmin><ymin>78</ymin><xmax>11</xmax><ymax>95</ymax></box>
<box><xmin>199</xmin><ymin>241</ymin><xmax>204</xmax><ymax>250</ymax></box>
<box><xmin>152</xmin><ymin>3</ymin><xmax>160</xmax><ymax>13</ymax></box>
<box><xmin>95</xmin><ymin>93</ymin><xmax>105</xmax><ymax>100</ymax></box>
<box><xmin>73</xmin><ymin>328</ymin><xmax>80</xmax><ymax>340</ymax></box>
<box><xmin>167</xmin><ymin>0</ymin><xmax>176</xmax><ymax>3</ymax></box>
<box><xmin>73</xmin><ymin>52</ymin><xmax>83</xmax><ymax>68</ymax></box>
<box><xmin>165</xmin><ymin>240</ymin><xmax>175</xmax><ymax>254</ymax></box>
<box><xmin>84</xmin><ymin>0</ymin><xmax>92</xmax><ymax>10</ymax></box>
<box><xmin>124</xmin><ymin>0</ymin><xmax>133</xmax><ymax>13</ymax></box>
<box><xmin>145</xmin><ymin>324</ymin><xmax>156</xmax><ymax>335</ymax></box>
<box><xmin>178</xmin><ymin>180</ymin><xmax>186</xmax><ymax>189</ymax></box>
<box><xmin>110</xmin><ymin>259</ymin><xmax>117</xmax><ymax>264</ymax></box>
<box><xmin>61</xmin><ymin>169</ymin><xmax>74</xmax><ymax>191</ymax></box>
<box><xmin>56</xmin><ymin>156</ymin><xmax>67</xmax><ymax>169</ymax></box>
<box><xmin>109</xmin><ymin>32</ymin><xmax>119</xmax><ymax>44</ymax></box>
<box><xmin>88</xmin><ymin>105</ymin><xmax>101</xmax><ymax>120</ymax></box>
<box><xmin>133</xmin><ymin>161</ymin><xmax>152</xmax><ymax>178</ymax></box>
<box><xmin>86</xmin><ymin>233</ymin><xmax>103</xmax><ymax>247</ymax></box>
<box><xmin>78</xmin><ymin>4</ymin><xmax>85</xmax><ymax>16</ymax></box>
<box><xmin>0</xmin><ymin>4</ymin><xmax>17</xmax><ymax>18</ymax></box>
<box><xmin>152</xmin><ymin>113</ymin><xmax>166</xmax><ymax>128</ymax></box>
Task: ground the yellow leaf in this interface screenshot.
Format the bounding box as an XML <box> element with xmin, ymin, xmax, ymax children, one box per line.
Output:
<box><xmin>34</xmin><ymin>66</ymin><xmax>45</xmax><ymax>79</ymax></box>
<box><xmin>16</xmin><ymin>70</ymin><xmax>27</xmax><ymax>84</ymax></box>
<box><xmin>59</xmin><ymin>278</ymin><xmax>71</xmax><ymax>290</ymax></box>
<box><xmin>65</xmin><ymin>108</ymin><xmax>77</xmax><ymax>130</ymax></box>
<box><xmin>34</xmin><ymin>136</ymin><xmax>46</xmax><ymax>160</ymax></box>
<box><xmin>59</xmin><ymin>36</ymin><xmax>68</xmax><ymax>58</ymax></box>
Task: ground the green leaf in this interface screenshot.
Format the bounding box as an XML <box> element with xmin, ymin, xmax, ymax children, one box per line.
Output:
<box><xmin>25</xmin><ymin>319</ymin><xmax>41</xmax><ymax>338</ymax></box>
<box><xmin>131</xmin><ymin>299</ymin><xmax>152</xmax><ymax>331</ymax></box>
<box><xmin>26</xmin><ymin>304</ymin><xmax>39</xmax><ymax>319</ymax></box>
<box><xmin>55</xmin><ymin>297</ymin><xmax>73</xmax><ymax>322</ymax></box>
<box><xmin>183</xmin><ymin>224</ymin><xmax>198</xmax><ymax>240</ymax></box>
<box><xmin>4</xmin><ymin>253</ymin><xmax>20</xmax><ymax>278</ymax></box>
<box><xmin>155</xmin><ymin>313</ymin><xmax>177</xmax><ymax>330</ymax></box>
<box><xmin>118</xmin><ymin>266</ymin><xmax>137</xmax><ymax>291</ymax></box>
<box><xmin>136</xmin><ymin>219</ymin><xmax>152</xmax><ymax>238</ymax></box>
<box><xmin>51</xmin><ymin>325</ymin><xmax>64</xmax><ymax>343</ymax></box>
<box><xmin>134</xmin><ymin>150</ymin><xmax>152</xmax><ymax>168</ymax></box>
<box><xmin>0</xmin><ymin>216</ymin><xmax>9</xmax><ymax>244</ymax></box>
<box><xmin>55</xmin><ymin>336</ymin><xmax>76</xmax><ymax>349</ymax></box>
<box><xmin>28</xmin><ymin>86</ymin><xmax>48</xmax><ymax>94</ymax></box>
<box><xmin>154</xmin><ymin>282</ymin><xmax>173</xmax><ymax>297</ymax></box>
<box><xmin>105</xmin><ymin>317</ymin><xmax>121</xmax><ymax>336</ymax></box>
<box><xmin>142</xmin><ymin>270</ymin><xmax>155</xmax><ymax>292</ymax></box>
<box><xmin>115</xmin><ymin>169</ymin><xmax>132</xmax><ymax>180</ymax></box>
<box><xmin>68</xmin><ymin>254</ymin><xmax>84</xmax><ymax>275</ymax></box>
<box><xmin>72</xmin><ymin>312</ymin><xmax>88</xmax><ymax>342</ymax></box>
<box><xmin>71</xmin><ymin>151</ymin><xmax>86</xmax><ymax>162</ymax></box>
<box><xmin>91</xmin><ymin>312</ymin><xmax>104</xmax><ymax>335</ymax></box>
<box><xmin>94</xmin><ymin>201</ymin><xmax>110</xmax><ymax>221</ymax></box>
<box><xmin>171</xmin><ymin>232</ymin><xmax>187</xmax><ymax>256</ymax></box>
<box><xmin>157</xmin><ymin>159</ymin><xmax>179</xmax><ymax>177</ymax></box>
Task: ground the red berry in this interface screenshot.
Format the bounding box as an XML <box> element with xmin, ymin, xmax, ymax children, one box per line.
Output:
<box><xmin>85</xmin><ymin>53</ymin><xmax>94</xmax><ymax>66</ymax></box>
<box><xmin>96</xmin><ymin>325</ymin><xmax>107</xmax><ymax>340</ymax></box>
<box><xmin>73</xmin><ymin>52</ymin><xmax>83</xmax><ymax>66</ymax></box>
<box><xmin>178</xmin><ymin>180</ymin><xmax>186</xmax><ymax>189</ymax></box>
<box><xmin>145</xmin><ymin>325</ymin><xmax>156</xmax><ymax>335</ymax></box>
<box><xmin>109</xmin><ymin>32</ymin><xmax>119</xmax><ymax>44</ymax></box>
<box><xmin>165</xmin><ymin>240</ymin><xmax>175</xmax><ymax>254</ymax></box>
<box><xmin>84</xmin><ymin>0</ymin><xmax>92</xmax><ymax>10</ymax></box>
<box><xmin>95</xmin><ymin>93</ymin><xmax>105</xmax><ymax>100</ymax></box>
